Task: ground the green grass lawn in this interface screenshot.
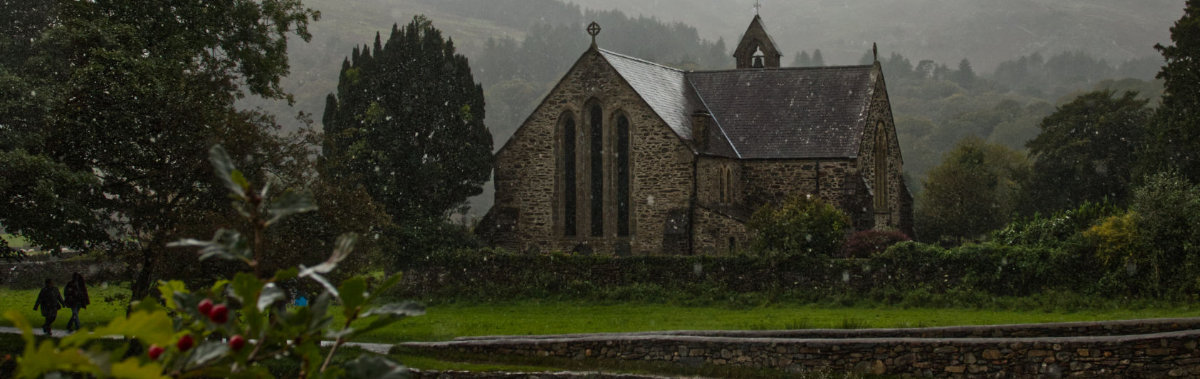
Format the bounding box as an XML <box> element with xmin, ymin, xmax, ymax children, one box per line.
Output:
<box><xmin>0</xmin><ymin>284</ymin><xmax>130</xmax><ymax>332</ymax></box>
<box><xmin>362</xmin><ymin>300</ymin><xmax>1200</xmax><ymax>343</ymax></box>
<box><xmin>2</xmin><ymin>234</ymin><xmax>30</xmax><ymax>248</ymax></box>
<box><xmin>4</xmin><ymin>286</ymin><xmax>1199</xmax><ymax>343</ymax></box>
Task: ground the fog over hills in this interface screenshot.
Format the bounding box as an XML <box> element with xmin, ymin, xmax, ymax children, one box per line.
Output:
<box><xmin>568</xmin><ymin>0</ymin><xmax>1183</xmax><ymax>71</ymax></box>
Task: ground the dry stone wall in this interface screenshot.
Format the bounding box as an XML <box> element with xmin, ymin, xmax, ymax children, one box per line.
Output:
<box><xmin>402</xmin><ymin>319</ymin><xmax>1200</xmax><ymax>377</ymax></box>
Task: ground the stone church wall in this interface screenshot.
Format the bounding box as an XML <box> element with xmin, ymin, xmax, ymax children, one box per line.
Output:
<box><xmin>491</xmin><ymin>50</ymin><xmax>694</xmax><ymax>255</ymax></box>
<box><xmin>857</xmin><ymin>64</ymin><xmax>913</xmax><ymax>235</ymax></box>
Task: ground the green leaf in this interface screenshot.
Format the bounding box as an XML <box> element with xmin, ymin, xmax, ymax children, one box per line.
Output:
<box><xmin>158</xmin><ymin>280</ymin><xmax>189</xmax><ymax>311</ymax></box>
<box><xmin>272</xmin><ymin>267</ymin><xmax>299</xmax><ymax>282</ymax></box>
<box><xmin>168</xmin><ymin>229</ymin><xmax>252</xmax><ymax>263</ymax></box>
<box><xmin>362</xmin><ymin>301</ymin><xmax>425</xmax><ymax>318</ymax></box>
<box><xmin>365</xmin><ymin>273</ymin><xmax>404</xmax><ymax>304</ymax></box>
<box><xmin>3</xmin><ymin>310</ymin><xmax>34</xmax><ymax>350</ymax></box>
<box><xmin>339</xmin><ymin>277</ymin><xmax>367</xmax><ymax>319</ymax></box>
<box><xmin>257</xmin><ymin>283</ymin><xmax>286</xmax><ymax>311</ymax></box>
<box><xmin>231</xmin><ymin>272</ymin><xmax>263</xmax><ymax>305</ymax></box>
<box><xmin>71</xmin><ymin>310</ymin><xmax>174</xmax><ymax>349</ymax></box>
<box><xmin>185</xmin><ymin>341</ymin><xmax>230</xmax><ymax>370</ymax></box>
<box><xmin>300</xmin><ymin>233</ymin><xmax>357</xmax><ymax>277</ymax></box>
<box><xmin>209</xmin><ymin>145</ymin><xmax>246</xmax><ymax>199</ymax></box>
<box><xmin>343</xmin><ymin>355</ymin><xmax>410</xmax><ymax>379</ymax></box>
<box><xmin>109</xmin><ymin>357</ymin><xmax>166</xmax><ymax>379</ymax></box>
<box><xmin>265</xmin><ymin>189</ymin><xmax>317</xmax><ymax>226</ymax></box>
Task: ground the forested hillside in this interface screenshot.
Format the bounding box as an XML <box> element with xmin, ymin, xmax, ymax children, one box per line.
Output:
<box><xmin>241</xmin><ymin>0</ymin><xmax>1180</xmax><ymax>215</ymax></box>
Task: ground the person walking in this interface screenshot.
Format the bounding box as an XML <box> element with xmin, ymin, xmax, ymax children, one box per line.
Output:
<box><xmin>33</xmin><ymin>278</ymin><xmax>64</xmax><ymax>335</ymax></box>
<box><xmin>63</xmin><ymin>272</ymin><xmax>90</xmax><ymax>332</ymax></box>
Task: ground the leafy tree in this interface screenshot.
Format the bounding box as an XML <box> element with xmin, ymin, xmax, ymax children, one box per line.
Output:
<box><xmin>915</xmin><ymin>137</ymin><xmax>1031</xmax><ymax>244</ymax></box>
<box><xmin>1148</xmin><ymin>0</ymin><xmax>1200</xmax><ymax>181</ymax></box>
<box><xmin>321</xmin><ymin>16</ymin><xmax>493</xmax><ymax>229</ymax></box>
<box><xmin>6</xmin><ymin>146</ymin><xmax>424</xmax><ymax>378</ymax></box>
<box><xmin>0</xmin><ymin>0</ymin><xmax>319</xmax><ymax>300</ymax></box>
<box><xmin>748</xmin><ymin>194</ymin><xmax>850</xmax><ymax>256</ymax></box>
<box><xmin>1024</xmin><ymin>90</ymin><xmax>1150</xmax><ymax>214</ymax></box>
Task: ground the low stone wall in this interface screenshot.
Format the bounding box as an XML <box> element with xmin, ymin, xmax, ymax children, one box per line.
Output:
<box><xmin>402</xmin><ymin>318</ymin><xmax>1200</xmax><ymax>377</ymax></box>
<box><xmin>456</xmin><ymin>318</ymin><xmax>1200</xmax><ymax>341</ymax></box>
<box><xmin>1</xmin><ymin>259</ymin><xmax>125</xmax><ymax>289</ymax></box>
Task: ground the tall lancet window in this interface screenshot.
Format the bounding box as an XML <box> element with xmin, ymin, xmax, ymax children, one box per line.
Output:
<box><xmin>590</xmin><ymin>103</ymin><xmax>604</xmax><ymax>237</ymax></box>
<box><xmin>617</xmin><ymin>114</ymin><xmax>631</xmax><ymax>236</ymax></box>
<box><xmin>752</xmin><ymin>46</ymin><xmax>765</xmax><ymax>68</ymax></box>
<box><xmin>874</xmin><ymin>121</ymin><xmax>889</xmax><ymax>212</ymax></box>
<box><xmin>561</xmin><ymin>114</ymin><xmax>577</xmax><ymax>236</ymax></box>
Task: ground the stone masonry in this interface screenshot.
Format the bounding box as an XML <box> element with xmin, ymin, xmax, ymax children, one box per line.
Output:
<box><xmin>402</xmin><ymin>318</ymin><xmax>1200</xmax><ymax>377</ymax></box>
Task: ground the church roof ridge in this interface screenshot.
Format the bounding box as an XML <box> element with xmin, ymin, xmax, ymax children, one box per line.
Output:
<box><xmin>693</xmin><ymin>64</ymin><xmax>874</xmax><ymax>74</ymax></box>
<box><xmin>597</xmin><ymin>48</ymin><xmax>686</xmax><ymax>72</ymax></box>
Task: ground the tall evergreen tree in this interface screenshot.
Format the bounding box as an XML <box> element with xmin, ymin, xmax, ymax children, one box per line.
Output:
<box><xmin>1148</xmin><ymin>0</ymin><xmax>1200</xmax><ymax>180</ymax></box>
<box><xmin>811</xmin><ymin>49</ymin><xmax>825</xmax><ymax>67</ymax></box>
<box><xmin>793</xmin><ymin>51</ymin><xmax>811</xmax><ymax>67</ymax></box>
<box><xmin>322</xmin><ymin>16</ymin><xmax>493</xmax><ymax>226</ymax></box>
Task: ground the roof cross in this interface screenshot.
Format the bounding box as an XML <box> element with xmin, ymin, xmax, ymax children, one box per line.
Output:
<box><xmin>754</xmin><ymin>0</ymin><xmax>762</xmax><ymax>15</ymax></box>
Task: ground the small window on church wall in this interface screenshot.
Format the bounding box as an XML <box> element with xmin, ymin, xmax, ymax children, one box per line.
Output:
<box><xmin>874</xmin><ymin>122</ymin><xmax>889</xmax><ymax>212</ymax></box>
<box><xmin>617</xmin><ymin>115</ymin><xmax>631</xmax><ymax>237</ymax></box>
<box><xmin>717</xmin><ymin>166</ymin><xmax>726</xmax><ymax>203</ymax></box>
<box><xmin>590</xmin><ymin>104</ymin><xmax>604</xmax><ymax>237</ymax></box>
<box><xmin>562</xmin><ymin>115</ymin><xmax>577</xmax><ymax>236</ymax></box>
<box><xmin>752</xmin><ymin>46</ymin><xmax>765</xmax><ymax>68</ymax></box>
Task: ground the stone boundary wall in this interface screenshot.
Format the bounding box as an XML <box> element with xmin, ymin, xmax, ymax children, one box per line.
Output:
<box><xmin>455</xmin><ymin>318</ymin><xmax>1200</xmax><ymax>341</ymax></box>
<box><xmin>402</xmin><ymin>319</ymin><xmax>1200</xmax><ymax>377</ymax></box>
<box><xmin>1</xmin><ymin>259</ymin><xmax>125</xmax><ymax>289</ymax></box>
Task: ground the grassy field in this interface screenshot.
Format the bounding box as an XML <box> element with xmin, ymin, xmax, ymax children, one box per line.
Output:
<box><xmin>2</xmin><ymin>234</ymin><xmax>30</xmax><ymax>248</ymax></box>
<box><xmin>5</xmin><ymin>286</ymin><xmax>1199</xmax><ymax>343</ymax></box>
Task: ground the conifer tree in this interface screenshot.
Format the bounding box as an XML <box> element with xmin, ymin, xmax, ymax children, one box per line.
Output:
<box><xmin>1148</xmin><ymin>0</ymin><xmax>1200</xmax><ymax>180</ymax></box>
<box><xmin>321</xmin><ymin>16</ymin><xmax>493</xmax><ymax>225</ymax></box>
<box><xmin>811</xmin><ymin>49</ymin><xmax>825</xmax><ymax>66</ymax></box>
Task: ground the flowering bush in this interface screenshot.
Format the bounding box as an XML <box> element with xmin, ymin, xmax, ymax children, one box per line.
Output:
<box><xmin>4</xmin><ymin>146</ymin><xmax>422</xmax><ymax>378</ymax></box>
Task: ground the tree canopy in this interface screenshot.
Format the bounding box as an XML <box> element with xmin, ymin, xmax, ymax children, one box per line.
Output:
<box><xmin>1024</xmin><ymin>90</ymin><xmax>1150</xmax><ymax>214</ymax></box>
<box><xmin>0</xmin><ymin>0</ymin><xmax>319</xmax><ymax>298</ymax></box>
<box><xmin>915</xmin><ymin>137</ymin><xmax>1031</xmax><ymax>243</ymax></box>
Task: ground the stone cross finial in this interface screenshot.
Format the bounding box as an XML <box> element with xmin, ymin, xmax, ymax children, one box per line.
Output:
<box><xmin>587</xmin><ymin>22</ymin><xmax>601</xmax><ymax>47</ymax></box>
<box><xmin>754</xmin><ymin>0</ymin><xmax>762</xmax><ymax>15</ymax></box>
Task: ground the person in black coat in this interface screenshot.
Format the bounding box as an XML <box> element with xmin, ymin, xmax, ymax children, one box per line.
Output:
<box><xmin>33</xmin><ymin>278</ymin><xmax>64</xmax><ymax>335</ymax></box>
<box><xmin>63</xmin><ymin>272</ymin><xmax>90</xmax><ymax>332</ymax></box>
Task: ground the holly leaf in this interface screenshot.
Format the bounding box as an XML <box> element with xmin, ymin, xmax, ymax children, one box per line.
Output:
<box><xmin>265</xmin><ymin>189</ymin><xmax>317</xmax><ymax>226</ymax></box>
<box><xmin>209</xmin><ymin>145</ymin><xmax>247</xmax><ymax>200</ymax></box>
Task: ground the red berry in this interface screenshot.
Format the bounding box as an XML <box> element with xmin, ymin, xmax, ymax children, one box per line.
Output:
<box><xmin>209</xmin><ymin>304</ymin><xmax>229</xmax><ymax>324</ymax></box>
<box><xmin>229</xmin><ymin>335</ymin><xmax>246</xmax><ymax>351</ymax></box>
<box><xmin>197</xmin><ymin>298</ymin><xmax>213</xmax><ymax>317</ymax></box>
<box><xmin>176</xmin><ymin>334</ymin><xmax>194</xmax><ymax>352</ymax></box>
<box><xmin>148</xmin><ymin>345</ymin><xmax>165</xmax><ymax>360</ymax></box>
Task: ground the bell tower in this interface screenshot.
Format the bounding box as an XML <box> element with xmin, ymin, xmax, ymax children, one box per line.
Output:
<box><xmin>733</xmin><ymin>15</ymin><xmax>782</xmax><ymax>69</ymax></box>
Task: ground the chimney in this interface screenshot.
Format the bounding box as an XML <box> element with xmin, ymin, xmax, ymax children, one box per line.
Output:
<box><xmin>692</xmin><ymin>110</ymin><xmax>711</xmax><ymax>151</ymax></box>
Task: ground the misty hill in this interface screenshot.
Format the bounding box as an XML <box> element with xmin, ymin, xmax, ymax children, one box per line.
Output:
<box><xmin>567</xmin><ymin>0</ymin><xmax>1183</xmax><ymax>72</ymax></box>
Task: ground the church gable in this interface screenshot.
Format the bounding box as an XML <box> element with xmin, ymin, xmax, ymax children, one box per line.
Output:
<box><xmin>733</xmin><ymin>15</ymin><xmax>783</xmax><ymax>69</ymax></box>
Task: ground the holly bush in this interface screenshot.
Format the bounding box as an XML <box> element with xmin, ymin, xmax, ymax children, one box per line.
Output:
<box><xmin>4</xmin><ymin>146</ymin><xmax>423</xmax><ymax>378</ymax></box>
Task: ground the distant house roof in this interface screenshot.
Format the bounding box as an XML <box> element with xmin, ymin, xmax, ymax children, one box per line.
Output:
<box><xmin>599</xmin><ymin>49</ymin><xmax>877</xmax><ymax>160</ymax></box>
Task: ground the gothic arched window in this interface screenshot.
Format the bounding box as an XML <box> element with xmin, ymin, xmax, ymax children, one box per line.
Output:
<box><xmin>561</xmin><ymin>113</ymin><xmax>577</xmax><ymax>236</ymax></box>
<box><xmin>589</xmin><ymin>103</ymin><xmax>604</xmax><ymax>237</ymax></box>
<box><xmin>874</xmin><ymin>121</ymin><xmax>889</xmax><ymax>212</ymax></box>
<box><xmin>617</xmin><ymin>114</ymin><xmax>631</xmax><ymax>237</ymax></box>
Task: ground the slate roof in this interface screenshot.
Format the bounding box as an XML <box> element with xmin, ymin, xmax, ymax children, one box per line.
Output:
<box><xmin>599</xmin><ymin>49</ymin><xmax>876</xmax><ymax>160</ymax></box>
<box><xmin>599</xmin><ymin>50</ymin><xmax>697</xmax><ymax>140</ymax></box>
<box><xmin>688</xmin><ymin>66</ymin><xmax>875</xmax><ymax>159</ymax></box>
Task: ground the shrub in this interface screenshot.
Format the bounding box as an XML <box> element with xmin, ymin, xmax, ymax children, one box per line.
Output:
<box><xmin>748</xmin><ymin>193</ymin><xmax>850</xmax><ymax>256</ymax></box>
<box><xmin>841</xmin><ymin>229</ymin><xmax>911</xmax><ymax>258</ymax></box>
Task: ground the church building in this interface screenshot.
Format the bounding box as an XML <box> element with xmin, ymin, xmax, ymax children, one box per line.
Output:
<box><xmin>480</xmin><ymin>15</ymin><xmax>913</xmax><ymax>255</ymax></box>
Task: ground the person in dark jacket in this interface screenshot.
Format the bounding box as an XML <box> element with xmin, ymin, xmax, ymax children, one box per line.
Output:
<box><xmin>33</xmin><ymin>278</ymin><xmax>64</xmax><ymax>335</ymax></box>
<box><xmin>63</xmin><ymin>272</ymin><xmax>90</xmax><ymax>332</ymax></box>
